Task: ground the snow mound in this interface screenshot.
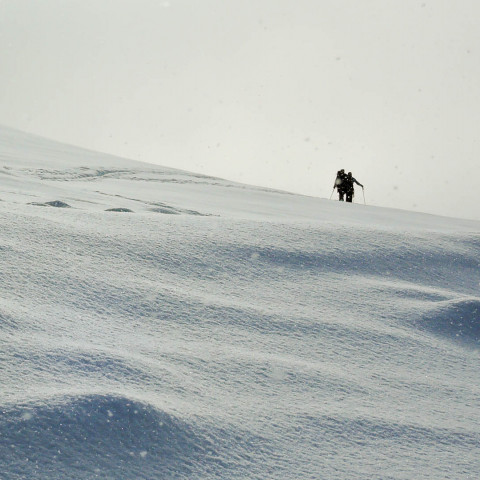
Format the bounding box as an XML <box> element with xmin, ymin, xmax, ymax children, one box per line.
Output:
<box><xmin>1</xmin><ymin>394</ymin><xmax>265</xmax><ymax>479</ymax></box>
<box><xmin>105</xmin><ymin>207</ymin><xmax>134</xmax><ymax>213</ymax></box>
<box><xmin>417</xmin><ymin>298</ymin><xmax>480</xmax><ymax>348</ymax></box>
<box><xmin>30</xmin><ymin>200</ymin><xmax>72</xmax><ymax>208</ymax></box>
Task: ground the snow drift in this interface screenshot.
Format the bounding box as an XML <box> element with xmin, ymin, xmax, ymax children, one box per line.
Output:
<box><xmin>1</xmin><ymin>125</ymin><xmax>479</xmax><ymax>479</ymax></box>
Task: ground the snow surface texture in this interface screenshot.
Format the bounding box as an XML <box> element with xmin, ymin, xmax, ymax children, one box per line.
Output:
<box><xmin>1</xmin><ymin>125</ymin><xmax>479</xmax><ymax>479</ymax></box>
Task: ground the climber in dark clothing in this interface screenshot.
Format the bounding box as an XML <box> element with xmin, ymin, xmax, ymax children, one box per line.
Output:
<box><xmin>333</xmin><ymin>169</ymin><xmax>347</xmax><ymax>201</ymax></box>
<box><xmin>343</xmin><ymin>172</ymin><xmax>363</xmax><ymax>203</ymax></box>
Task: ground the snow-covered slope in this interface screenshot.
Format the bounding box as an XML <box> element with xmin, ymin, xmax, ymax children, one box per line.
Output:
<box><xmin>1</xmin><ymin>126</ymin><xmax>479</xmax><ymax>480</ymax></box>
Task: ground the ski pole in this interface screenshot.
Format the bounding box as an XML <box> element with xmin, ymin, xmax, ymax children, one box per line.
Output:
<box><xmin>362</xmin><ymin>187</ymin><xmax>366</xmax><ymax>205</ymax></box>
<box><xmin>329</xmin><ymin>188</ymin><xmax>335</xmax><ymax>200</ymax></box>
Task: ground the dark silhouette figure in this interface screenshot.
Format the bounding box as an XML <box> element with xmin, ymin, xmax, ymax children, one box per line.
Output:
<box><xmin>333</xmin><ymin>169</ymin><xmax>347</xmax><ymax>201</ymax></box>
<box><xmin>343</xmin><ymin>172</ymin><xmax>363</xmax><ymax>203</ymax></box>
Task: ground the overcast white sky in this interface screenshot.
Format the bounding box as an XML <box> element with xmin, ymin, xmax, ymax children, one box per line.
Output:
<box><xmin>1</xmin><ymin>0</ymin><xmax>479</xmax><ymax>220</ymax></box>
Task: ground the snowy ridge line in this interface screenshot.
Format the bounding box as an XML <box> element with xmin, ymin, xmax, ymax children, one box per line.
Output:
<box><xmin>0</xmin><ymin>124</ymin><xmax>155</xmax><ymax>169</ymax></box>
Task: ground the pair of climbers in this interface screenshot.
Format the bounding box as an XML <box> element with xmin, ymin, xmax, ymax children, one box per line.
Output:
<box><xmin>333</xmin><ymin>169</ymin><xmax>363</xmax><ymax>203</ymax></box>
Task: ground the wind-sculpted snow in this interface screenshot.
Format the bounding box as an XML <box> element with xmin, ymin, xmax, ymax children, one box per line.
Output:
<box><xmin>1</xmin><ymin>126</ymin><xmax>479</xmax><ymax>479</ymax></box>
<box><xmin>415</xmin><ymin>298</ymin><xmax>480</xmax><ymax>348</ymax></box>
<box><xmin>1</xmin><ymin>395</ymin><xmax>268</xmax><ymax>480</ymax></box>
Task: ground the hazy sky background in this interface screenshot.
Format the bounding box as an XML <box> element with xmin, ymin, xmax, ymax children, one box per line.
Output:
<box><xmin>1</xmin><ymin>0</ymin><xmax>479</xmax><ymax>220</ymax></box>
